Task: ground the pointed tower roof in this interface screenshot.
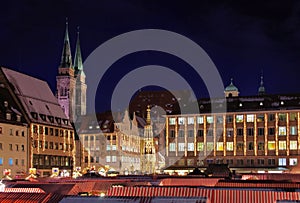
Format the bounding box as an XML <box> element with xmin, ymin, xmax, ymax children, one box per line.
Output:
<box><xmin>60</xmin><ymin>18</ymin><xmax>73</xmax><ymax>69</ymax></box>
<box><xmin>258</xmin><ymin>75</ymin><xmax>266</xmax><ymax>95</ymax></box>
<box><xmin>74</xmin><ymin>26</ymin><xmax>84</xmax><ymax>75</ymax></box>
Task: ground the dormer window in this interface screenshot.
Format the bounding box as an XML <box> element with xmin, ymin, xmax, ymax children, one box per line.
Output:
<box><xmin>16</xmin><ymin>115</ymin><xmax>21</xmax><ymax>122</ymax></box>
<box><xmin>4</xmin><ymin>101</ymin><xmax>8</xmax><ymax>107</ymax></box>
<box><xmin>39</xmin><ymin>114</ymin><xmax>46</xmax><ymax>121</ymax></box>
<box><xmin>6</xmin><ymin>113</ymin><xmax>11</xmax><ymax>120</ymax></box>
<box><xmin>47</xmin><ymin>116</ymin><xmax>54</xmax><ymax>123</ymax></box>
<box><xmin>31</xmin><ymin>112</ymin><xmax>38</xmax><ymax>119</ymax></box>
<box><xmin>55</xmin><ymin>117</ymin><xmax>61</xmax><ymax>124</ymax></box>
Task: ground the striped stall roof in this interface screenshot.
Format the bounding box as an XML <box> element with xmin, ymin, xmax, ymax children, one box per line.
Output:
<box><xmin>0</xmin><ymin>192</ymin><xmax>50</xmax><ymax>203</ymax></box>
<box><xmin>159</xmin><ymin>178</ymin><xmax>220</xmax><ymax>187</ymax></box>
<box><xmin>4</xmin><ymin>187</ymin><xmax>46</xmax><ymax>193</ymax></box>
<box><xmin>107</xmin><ymin>187</ymin><xmax>300</xmax><ymax>203</ymax></box>
<box><xmin>216</xmin><ymin>180</ymin><xmax>300</xmax><ymax>189</ymax></box>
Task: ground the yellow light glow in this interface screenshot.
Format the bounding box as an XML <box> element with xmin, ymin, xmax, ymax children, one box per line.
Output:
<box><xmin>254</xmin><ymin>114</ymin><xmax>257</xmax><ymax>156</ymax></box>
<box><xmin>287</xmin><ymin>112</ymin><xmax>290</xmax><ymax>156</ymax></box>
<box><xmin>243</xmin><ymin>114</ymin><xmax>247</xmax><ymax>156</ymax></box>
<box><xmin>233</xmin><ymin>114</ymin><xmax>237</xmax><ymax>156</ymax></box>
<box><xmin>275</xmin><ymin>113</ymin><xmax>279</xmax><ymax>156</ymax></box>
<box><xmin>264</xmin><ymin>113</ymin><xmax>268</xmax><ymax>156</ymax></box>
<box><xmin>223</xmin><ymin>115</ymin><xmax>226</xmax><ymax>157</ymax></box>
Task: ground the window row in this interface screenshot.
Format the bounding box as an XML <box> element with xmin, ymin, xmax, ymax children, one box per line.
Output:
<box><xmin>169</xmin><ymin>126</ymin><xmax>298</xmax><ymax>138</ymax></box>
<box><xmin>169</xmin><ymin>113</ymin><xmax>298</xmax><ymax>125</ymax></box>
<box><xmin>0</xmin><ymin>157</ymin><xmax>25</xmax><ymax>166</ymax></box>
<box><xmin>84</xmin><ymin>135</ymin><xmax>116</xmax><ymax>141</ymax></box>
<box><xmin>5</xmin><ymin>144</ymin><xmax>25</xmax><ymax>151</ymax></box>
<box><xmin>33</xmin><ymin>141</ymin><xmax>73</xmax><ymax>151</ymax></box>
<box><xmin>169</xmin><ymin>140</ymin><xmax>298</xmax><ymax>152</ymax></box>
<box><xmin>32</xmin><ymin>125</ymin><xmax>73</xmax><ymax>138</ymax></box>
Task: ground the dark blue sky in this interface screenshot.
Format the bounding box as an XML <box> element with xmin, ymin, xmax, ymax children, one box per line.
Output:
<box><xmin>1</xmin><ymin>0</ymin><xmax>300</xmax><ymax>112</ymax></box>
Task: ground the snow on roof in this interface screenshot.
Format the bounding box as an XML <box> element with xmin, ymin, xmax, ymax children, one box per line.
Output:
<box><xmin>2</xmin><ymin>68</ymin><xmax>70</xmax><ymax>126</ymax></box>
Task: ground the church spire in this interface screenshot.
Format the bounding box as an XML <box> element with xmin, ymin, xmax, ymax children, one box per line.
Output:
<box><xmin>258</xmin><ymin>73</ymin><xmax>266</xmax><ymax>96</ymax></box>
<box><xmin>60</xmin><ymin>18</ymin><xmax>72</xmax><ymax>69</ymax></box>
<box><xmin>74</xmin><ymin>26</ymin><xmax>83</xmax><ymax>74</ymax></box>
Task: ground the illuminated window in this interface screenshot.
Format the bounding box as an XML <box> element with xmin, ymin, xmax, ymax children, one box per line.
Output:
<box><xmin>197</xmin><ymin>116</ymin><xmax>204</xmax><ymax>124</ymax></box>
<box><xmin>247</xmin><ymin>115</ymin><xmax>254</xmax><ymax>122</ymax></box>
<box><xmin>197</xmin><ymin>142</ymin><xmax>204</xmax><ymax>151</ymax></box>
<box><xmin>187</xmin><ymin>117</ymin><xmax>194</xmax><ymax>125</ymax></box>
<box><xmin>106</xmin><ymin>145</ymin><xmax>111</xmax><ymax>151</ymax></box>
<box><xmin>216</xmin><ymin>116</ymin><xmax>223</xmax><ymax>123</ymax></box>
<box><xmin>257</xmin><ymin>114</ymin><xmax>264</xmax><ymax>122</ymax></box>
<box><xmin>279</xmin><ymin>126</ymin><xmax>286</xmax><ymax>136</ymax></box>
<box><xmin>290</xmin><ymin>126</ymin><xmax>297</xmax><ymax>135</ymax></box>
<box><xmin>290</xmin><ymin>113</ymin><xmax>297</xmax><ymax>121</ymax></box>
<box><xmin>290</xmin><ymin>158</ymin><xmax>297</xmax><ymax>166</ymax></box>
<box><xmin>278</xmin><ymin>113</ymin><xmax>286</xmax><ymax>122</ymax></box>
<box><xmin>178</xmin><ymin>117</ymin><xmax>185</xmax><ymax>125</ymax></box>
<box><xmin>169</xmin><ymin>118</ymin><xmax>176</xmax><ymax>125</ymax></box>
<box><xmin>268</xmin><ymin>141</ymin><xmax>275</xmax><ymax>150</ymax></box>
<box><xmin>237</xmin><ymin>142</ymin><xmax>243</xmax><ymax>151</ymax></box>
<box><xmin>226</xmin><ymin>142</ymin><xmax>233</xmax><ymax>151</ymax></box>
<box><xmin>112</xmin><ymin>145</ymin><xmax>117</xmax><ymax>150</ymax></box>
<box><xmin>217</xmin><ymin>142</ymin><xmax>223</xmax><ymax>151</ymax></box>
<box><xmin>8</xmin><ymin>158</ymin><xmax>13</xmax><ymax>166</ymax></box>
<box><xmin>187</xmin><ymin>143</ymin><xmax>194</xmax><ymax>151</ymax></box>
<box><xmin>279</xmin><ymin>141</ymin><xmax>286</xmax><ymax>150</ymax></box>
<box><xmin>207</xmin><ymin>116</ymin><xmax>214</xmax><ymax>124</ymax></box>
<box><xmin>279</xmin><ymin>158</ymin><xmax>286</xmax><ymax>166</ymax></box>
<box><xmin>169</xmin><ymin>143</ymin><xmax>175</xmax><ymax>151</ymax></box>
<box><xmin>106</xmin><ymin>156</ymin><xmax>111</xmax><ymax>163</ymax></box>
<box><xmin>207</xmin><ymin>142</ymin><xmax>213</xmax><ymax>151</ymax></box>
<box><xmin>112</xmin><ymin>156</ymin><xmax>117</xmax><ymax>163</ymax></box>
<box><xmin>290</xmin><ymin>140</ymin><xmax>297</xmax><ymax>150</ymax></box>
<box><xmin>236</xmin><ymin>115</ymin><xmax>243</xmax><ymax>123</ymax></box>
<box><xmin>178</xmin><ymin>143</ymin><xmax>185</xmax><ymax>151</ymax></box>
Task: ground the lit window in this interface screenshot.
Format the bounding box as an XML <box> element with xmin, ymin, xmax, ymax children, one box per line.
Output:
<box><xmin>217</xmin><ymin>142</ymin><xmax>223</xmax><ymax>151</ymax></box>
<box><xmin>279</xmin><ymin>141</ymin><xmax>286</xmax><ymax>150</ymax></box>
<box><xmin>112</xmin><ymin>156</ymin><xmax>117</xmax><ymax>163</ymax></box>
<box><xmin>246</xmin><ymin>115</ymin><xmax>254</xmax><ymax>122</ymax></box>
<box><xmin>112</xmin><ymin>145</ymin><xmax>117</xmax><ymax>151</ymax></box>
<box><xmin>169</xmin><ymin>143</ymin><xmax>175</xmax><ymax>151</ymax></box>
<box><xmin>237</xmin><ymin>142</ymin><xmax>243</xmax><ymax>151</ymax></box>
<box><xmin>187</xmin><ymin>117</ymin><xmax>194</xmax><ymax>125</ymax></box>
<box><xmin>106</xmin><ymin>145</ymin><xmax>111</xmax><ymax>151</ymax></box>
<box><xmin>207</xmin><ymin>142</ymin><xmax>213</xmax><ymax>151</ymax></box>
<box><xmin>207</xmin><ymin>116</ymin><xmax>214</xmax><ymax>124</ymax></box>
<box><xmin>187</xmin><ymin>143</ymin><xmax>194</xmax><ymax>151</ymax></box>
<box><xmin>106</xmin><ymin>156</ymin><xmax>111</xmax><ymax>163</ymax></box>
<box><xmin>226</xmin><ymin>142</ymin><xmax>233</xmax><ymax>151</ymax></box>
<box><xmin>290</xmin><ymin>140</ymin><xmax>297</xmax><ymax>150</ymax></box>
<box><xmin>8</xmin><ymin>158</ymin><xmax>13</xmax><ymax>166</ymax></box>
<box><xmin>268</xmin><ymin>141</ymin><xmax>275</xmax><ymax>150</ymax></box>
<box><xmin>178</xmin><ymin>143</ymin><xmax>185</xmax><ymax>151</ymax></box>
<box><xmin>279</xmin><ymin>158</ymin><xmax>286</xmax><ymax>166</ymax></box>
<box><xmin>197</xmin><ymin>116</ymin><xmax>204</xmax><ymax>124</ymax></box>
<box><xmin>169</xmin><ymin>118</ymin><xmax>176</xmax><ymax>125</ymax></box>
<box><xmin>258</xmin><ymin>142</ymin><xmax>264</xmax><ymax>150</ymax></box>
<box><xmin>290</xmin><ymin>113</ymin><xmax>297</xmax><ymax>121</ymax></box>
<box><xmin>197</xmin><ymin>142</ymin><xmax>204</xmax><ymax>151</ymax></box>
<box><xmin>257</xmin><ymin>114</ymin><xmax>264</xmax><ymax>122</ymax></box>
<box><xmin>236</xmin><ymin>115</ymin><xmax>244</xmax><ymax>123</ymax></box>
<box><xmin>278</xmin><ymin>113</ymin><xmax>286</xmax><ymax>122</ymax></box>
<box><xmin>178</xmin><ymin>117</ymin><xmax>185</xmax><ymax>125</ymax></box>
<box><xmin>290</xmin><ymin>126</ymin><xmax>297</xmax><ymax>135</ymax></box>
<box><xmin>290</xmin><ymin>158</ymin><xmax>297</xmax><ymax>166</ymax></box>
<box><xmin>279</xmin><ymin>126</ymin><xmax>286</xmax><ymax>136</ymax></box>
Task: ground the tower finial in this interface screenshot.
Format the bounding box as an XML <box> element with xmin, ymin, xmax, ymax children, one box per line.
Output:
<box><xmin>258</xmin><ymin>70</ymin><xmax>266</xmax><ymax>95</ymax></box>
<box><xmin>146</xmin><ymin>105</ymin><xmax>151</xmax><ymax>125</ymax></box>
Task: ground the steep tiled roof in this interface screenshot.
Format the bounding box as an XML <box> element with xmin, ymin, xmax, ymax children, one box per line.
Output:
<box><xmin>1</xmin><ymin>67</ymin><xmax>72</xmax><ymax>128</ymax></box>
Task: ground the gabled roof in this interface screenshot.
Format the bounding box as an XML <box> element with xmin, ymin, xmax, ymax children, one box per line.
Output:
<box><xmin>1</xmin><ymin>67</ymin><xmax>72</xmax><ymax>128</ymax></box>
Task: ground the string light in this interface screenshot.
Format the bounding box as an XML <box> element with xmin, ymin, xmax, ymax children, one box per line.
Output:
<box><xmin>264</xmin><ymin>113</ymin><xmax>268</xmax><ymax>156</ymax></box>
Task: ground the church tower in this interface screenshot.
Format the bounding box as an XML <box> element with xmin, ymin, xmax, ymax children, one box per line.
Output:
<box><xmin>74</xmin><ymin>27</ymin><xmax>87</xmax><ymax>120</ymax></box>
<box><xmin>224</xmin><ymin>78</ymin><xmax>239</xmax><ymax>97</ymax></box>
<box><xmin>141</xmin><ymin>105</ymin><xmax>156</xmax><ymax>174</ymax></box>
<box><xmin>56</xmin><ymin>20</ymin><xmax>76</xmax><ymax>122</ymax></box>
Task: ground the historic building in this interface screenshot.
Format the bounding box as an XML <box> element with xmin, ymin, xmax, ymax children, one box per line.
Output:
<box><xmin>0</xmin><ymin>81</ymin><xmax>28</xmax><ymax>177</ymax></box>
<box><xmin>164</xmin><ymin>78</ymin><xmax>300</xmax><ymax>174</ymax></box>
<box><xmin>77</xmin><ymin>111</ymin><xmax>141</xmax><ymax>174</ymax></box>
<box><xmin>56</xmin><ymin>20</ymin><xmax>86</xmax><ymax>122</ymax></box>
<box><xmin>0</xmin><ymin>67</ymin><xmax>75</xmax><ymax>177</ymax></box>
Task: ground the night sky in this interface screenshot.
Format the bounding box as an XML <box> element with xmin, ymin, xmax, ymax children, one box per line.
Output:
<box><xmin>1</xmin><ymin>0</ymin><xmax>300</xmax><ymax>112</ymax></box>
